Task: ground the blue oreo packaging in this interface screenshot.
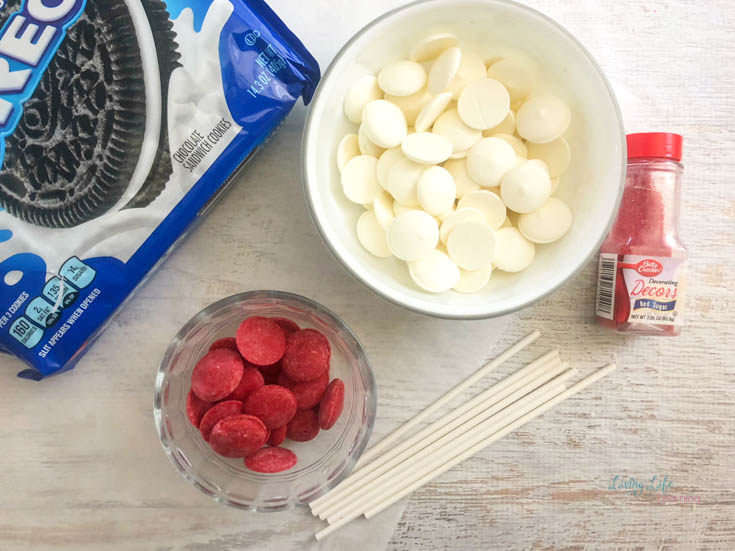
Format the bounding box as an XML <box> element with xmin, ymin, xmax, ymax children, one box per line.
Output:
<box><xmin>0</xmin><ymin>0</ymin><xmax>319</xmax><ymax>378</ymax></box>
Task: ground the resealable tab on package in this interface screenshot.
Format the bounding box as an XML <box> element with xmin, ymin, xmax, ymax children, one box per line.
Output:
<box><xmin>0</xmin><ymin>0</ymin><xmax>320</xmax><ymax>379</ymax></box>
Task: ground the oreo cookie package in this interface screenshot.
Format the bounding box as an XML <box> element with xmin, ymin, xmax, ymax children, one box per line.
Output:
<box><xmin>0</xmin><ymin>0</ymin><xmax>319</xmax><ymax>378</ymax></box>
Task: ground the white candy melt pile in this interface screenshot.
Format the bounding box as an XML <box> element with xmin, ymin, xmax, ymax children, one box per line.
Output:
<box><xmin>337</xmin><ymin>33</ymin><xmax>575</xmax><ymax>294</ymax></box>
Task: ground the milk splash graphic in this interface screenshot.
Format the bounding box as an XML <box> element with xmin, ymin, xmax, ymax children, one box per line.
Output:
<box><xmin>168</xmin><ymin>0</ymin><xmax>242</xmax><ymax>187</ymax></box>
<box><xmin>0</xmin><ymin>0</ymin><xmax>241</xmax><ymax>270</ymax></box>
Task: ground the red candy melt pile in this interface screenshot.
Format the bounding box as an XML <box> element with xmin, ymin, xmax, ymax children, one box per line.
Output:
<box><xmin>186</xmin><ymin>315</ymin><xmax>345</xmax><ymax>473</ymax></box>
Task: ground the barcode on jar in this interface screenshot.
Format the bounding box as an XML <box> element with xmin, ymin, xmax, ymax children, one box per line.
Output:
<box><xmin>596</xmin><ymin>253</ymin><xmax>618</xmax><ymax>320</ymax></box>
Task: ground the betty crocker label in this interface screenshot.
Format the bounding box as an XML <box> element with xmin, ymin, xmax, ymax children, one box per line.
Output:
<box><xmin>597</xmin><ymin>253</ymin><xmax>687</xmax><ymax>326</ymax></box>
<box><xmin>0</xmin><ymin>0</ymin><xmax>86</xmax><ymax>167</ymax></box>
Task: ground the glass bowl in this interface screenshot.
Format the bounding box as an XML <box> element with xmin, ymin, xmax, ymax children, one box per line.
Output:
<box><xmin>153</xmin><ymin>290</ymin><xmax>377</xmax><ymax>511</ymax></box>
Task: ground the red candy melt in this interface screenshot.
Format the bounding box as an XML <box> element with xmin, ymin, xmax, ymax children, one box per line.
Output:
<box><xmin>278</xmin><ymin>372</ymin><xmax>329</xmax><ymax>410</ymax></box>
<box><xmin>281</xmin><ymin>329</ymin><xmax>331</xmax><ymax>382</ymax></box>
<box><xmin>198</xmin><ymin>400</ymin><xmax>245</xmax><ymax>441</ymax></box>
<box><xmin>236</xmin><ymin>316</ymin><xmax>286</xmax><ymax>366</ymax></box>
<box><xmin>244</xmin><ymin>447</ymin><xmax>298</xmax><ymax>473</ymax></box>
<box><xmin>186</xmin><ymin>390</ymin><xmax>213</xmax><ymax>428</ymax></box>
<box><xmin>258</xmin><ymin>362</ymin><xmax>281</xmax><ymax>385</ymax></box>
<box><xmin>190</xmin><ymin>315</ymin><xmax>344</xmax><ymax>473</ymax></box>
<box><xmin>287</xmin><ymin>408</ymin><xmax>320</xmax><ymax>442</ymax></box>
<box><xmin>191</xmin><ymin>348</ymin><xmax>244</xmax><ymax>402</ymax></box>
<box><xmin>243</xmin><ymin>385</ymin><xmax>298</xmax><ymax>429</ymax></box>
<box><xmin>267</xmin><ymin>425</ymin><xmax>287</xmax><ymax>447</ymax></box>
<box><xmin>209</xmin><ymin>414</ymin><xmax>268</xmax><ymax>458</ymax></box>
<box><xmin>225</xmin><ymin>365</ymin><xmax>264</xmax><ymax>401</ymax></box>
<box><xmin>271</xmin><ymin>317</ymin><xmax>300</xmax><ymax>337</ymax></box>
<box><xmin>319</xmin><ymin>378</ymin><xmax>345</xmax><ymax>430</ymax></box>
<box><xmin>209</xmin><ymin>337</ymin><xmax>237</xmax><ymax>352</ymax></box>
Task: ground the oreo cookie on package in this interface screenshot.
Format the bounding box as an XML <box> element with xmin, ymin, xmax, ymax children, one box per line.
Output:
<box><xmin>0</xmin><ymin>0</ymin><xmax>319</xmax><ymax>378</ymax></box>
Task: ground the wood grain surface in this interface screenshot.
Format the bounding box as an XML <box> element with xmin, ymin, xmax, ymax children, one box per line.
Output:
<box><xmin>2</xmin><ymin>1</ymin><xmax>734</xmax><ymax>550</ymax></box>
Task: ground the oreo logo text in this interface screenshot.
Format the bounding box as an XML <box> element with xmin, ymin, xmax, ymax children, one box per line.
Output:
<box><xmin>0</xmin><ymin>0</ymin><xmax>85</xmax><ymax>165</ymax></box>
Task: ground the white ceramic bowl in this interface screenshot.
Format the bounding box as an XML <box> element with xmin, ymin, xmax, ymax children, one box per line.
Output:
<box><xmin>302</xmin><ymin>0</ymin><xmax>625</xmax><ymax>319</ymax></box>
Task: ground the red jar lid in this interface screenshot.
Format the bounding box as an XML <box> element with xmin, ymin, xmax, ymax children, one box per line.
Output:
<box><xmin>627</xmin><ymin>133</ymin><xmax>683</xmax><ymax>161</ymax></box>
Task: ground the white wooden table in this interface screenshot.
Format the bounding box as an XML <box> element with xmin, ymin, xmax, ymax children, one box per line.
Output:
<box><xmin>2</xmin><ymin>1</ymin><xmax>735</xmax><ymax>549</ymax></box>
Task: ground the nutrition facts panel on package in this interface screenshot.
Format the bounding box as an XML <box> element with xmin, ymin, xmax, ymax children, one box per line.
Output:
<box><xmin>8</xmin><ymin>257</ymin><xmax>96</xmax><ymax>349</ymax></box>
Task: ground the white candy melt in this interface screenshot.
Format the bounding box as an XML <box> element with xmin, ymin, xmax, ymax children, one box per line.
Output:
<box><xmin>516</xmin><ymin>95</ymin><xmax>571</xmax><ymax>144</ymax></box>
<box><xmin>410</xmin><ymin>33</ymin><xmax>459</xmax><ymax>62</ymax></box>
<box><xmin>446</xmin><ymin>221</ymin><xmax>497</xmax><ymax>271</ymax></box>
<box><xmin>337</xmin><ymin>133</ymin><xmax>360</xmax><ymax>172</ymax></box>
<box><xmin>344</xmin><ymin>75</ymin><xmax>383</xmax><ymax>124</ymax></box>
<box><xmin>486</xmin><ymin>56</ymin><xmax>538</xmax><ymax>102</ymax></box>
<box><xmin>432</xmin><ymin>108</ymin><xmax>482</xmax><ymax>155</ymax></box>
<box><xmin>378</xmin><ymin>60</ymin><xmax>427</xmax><ymax>97</ymax></box>
<box><xmin>387</xmin><ymin>210</ymin><xmax>439</xmax><ymax>261</ymax></box>
<box><xmin>393</xmin><ymin>202</ymin><xmax>420</xmax><ymax>217</ymax></box>
<box><xmin>408</xmin><ymin>249</ymin><xmax>461</xmax><ymax>293</ymax></box>
<box><xmin>466</xmin><ymin>137</ymin><xmax>517</xmax><ymax>187</ymax></box>
<box><xmin>438</xmin><ymin>209</ymin><xmax>455</xmax><ymax>222</ymax></box>
<box><xmin>454</xmin><ymin>264</ymin><xmax>493</xmax><ymax>293</ymax></box>
<box><xmin>386</xmin><ymin>88</ymin><xmax>432</xmax><ymax>126</ymax></box>
<box><xmin>417</xmin><ymin>166</ymin><xmax>456</xmax><ymax>215</ymax></box>
<box><xmin>377</xmin><ymin>147</ymin><xmax>403</xmax><ymax>191</ymax></box>
<box><xmin>493</xmin><ymin>133</ymin><xmax>528</xmax><ymax>158</ymax></box>
<box><xmin>341</xmin><ymin>155</ymin><xmax>381</xmax><ymax>204</ymax></box>
<box><xmin>439</xmin><ymin>207</ymin><xmax>486</xmax><ymax>244</ymax></box>
<box><xmin>517</xmin><ymin>197</ymin><xmax>573</xmax><ymax>244</ymax></box>
<box><xmin>427</xmin><ymin>47</ymin><xmax>462</xmax><ymax>95</ymax></box>
<box><xmin>415</xmin><ymin>91</ymin><xmax>453</xmax><ymax>132</ymax></box>
<box><xmin>373</xmin><ymin>191</ymin><xmax>395</xmax><ymax>230</ymax></box>
<box><xmin>387</xmin><ymin>155</ymin><xmax>424</xmax><ymax>206</ymax></box>
<box><xmin>402</xmin><ymin>132</ymin><xmax>453</xmax><ymax>165</ymax></box>
<box><xmin>483</xmin><ymin>110</ymin><xmax>515</xmax><ymax>137</ymax></box>
<box><xmin>362</xmin><ymin>100</ymin><xmax>408</xmax><ymax>148</ymax></box>
<box><xmin>447</xmin><ymin>50</ymin><xmax>486</xmax><ymax>98</ymax></box>
<box><xmin>443</xmin><ymin>158</ymin><xmax>480</xmax><ymax>198</ymax></box>
<box><xmin>336</xmin><ymin>35</ymin><xmax>578</xmax><ymax>293</ymax></box>
<box><xmin>357</xmin><ymin>211</ymin><xmax>392</xmax><ymax>258</ymax></box>
<box><xmin>551</xmin><ymin>177</ymin><xmax>560</xmax><ymax>195</ymax></box>
<box><xmin>493</xmin><ymin>227</ymin><xmax>535</xmax><ymax>272</ymax></box>
<box><xmin>359</xmin><ymin>123</ymin><xmax>385</xmax><ymax>157</ymax></box>
<box><xmin>500</xmin><ymin>159</ymin><xmax>552</xmax><ymax>213</ymax></box>
<box><xmin>457</xmin><ymin>189</ymin><xmax>506</xmax><ymax>229</ymax></box>
<box><xmin>457</xmin><ymin>79</ymin><xmax>510</xmax><ymax>130</ymax></box>
<box><xmin>526</xmin><ymin>137</ymin><xmax>571</xmax><ymax>178</ymax></box>
<box><xmin>527</xmin><ymin>159</ymin><xmax>550</xmax><ymax>173</ymax></box>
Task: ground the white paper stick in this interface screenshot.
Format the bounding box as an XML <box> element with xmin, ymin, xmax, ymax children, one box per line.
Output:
<box><xmin>315</xmin><ymin>380</ymin><xmax>567</xmax><ymax>541</ymax></box>
<box><xmin>362</xmin><ymin>364</ymin><xmax>616</xmax><ymax>517</ymax></box>
<box><xmin>314</xmin><ymin>363</ymin><xmax>616</xmax><ymax>541</ymax></box>
<box><xmin>316</xmin><ymin>353</ymin><xmax>562</xmax><ymax>518</ymax></box>
<box><xmin>312</xmin><ymin>348</ymin><xmax>558</xmax><ymax>514</ymax></box>
<box><xmin>311</xmin><ymin>330</ymin><xmax>541</xmax><ymax>510</ymax></box>
<box><xmin>325</xmin><ymin>368</ymin><xmax>574</xmax><ymax>524</ymax></box>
